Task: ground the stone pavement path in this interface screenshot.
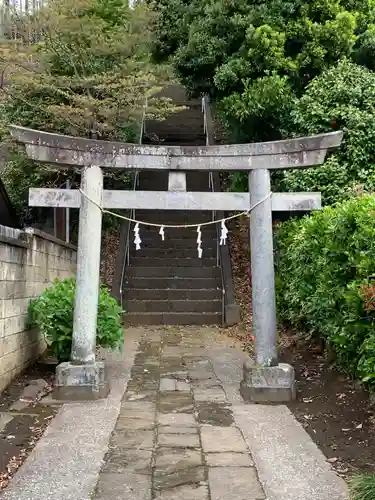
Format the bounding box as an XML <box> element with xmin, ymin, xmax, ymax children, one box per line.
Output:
<box><xmin>93</xmin><ymin>327</ymin><xmax>265</xmax><ymax>500</ymax></box>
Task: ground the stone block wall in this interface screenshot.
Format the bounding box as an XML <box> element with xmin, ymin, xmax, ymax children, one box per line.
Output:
<box><xmin>0</xmin><ymin>225</ymin><xmax>77</xmax><ymax>393</ymax></box>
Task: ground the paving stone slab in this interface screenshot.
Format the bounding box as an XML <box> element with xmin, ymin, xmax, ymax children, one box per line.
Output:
<box><xmin>162</xmin><ymin>334</ymin><xmax>182</xmax><ymax>345</ymax></box>
<box><xmin>111</xmin><ymin>429</ymin><xmax>155</xmax><ymax>450</ymax></box>
<box><xmin>158</xmin><ymin>393</ymin><xmax>194</xmax><ymax>414</ymax></box>
<box><xmin>176</xmin><ymin>381</ymin><xmax>191</xmax><ymax>391</ymax></box>
<box><xmin>205</xmin><ymin>452</ymin><xmax>254</xmax><ymax>467</ymax></box>
<box><xmin>127</xmin><ymin>379</ymin><xmax>159</xmax><ymax>393</ymax></box>
<box><xmin>193</xmin><ymin>387</ymin><xmax>227</xmax><ymax>403</ymax></box>
<box><xmin>162</xmin><ymin>371</ymin><xmax>189</xmax><ymax>381</ymax></box>
<box><xmin>201</xmin><ymin>426</ymin><xmax>248</xmax><ymax>453</ymax></box>
<box><xmin>115</xmin><ymin>418</ymin><xmax>156</xmax><ymax>431</ymax></box>
<box><xmin>160</xmin><ymin>378</ymin><xmax>177</xmax><ymax>392</ymax></box>
<box><xmin>158</xmin><ymin>413</ymin><xmax>196</xmax><ymax>427</ymax></box>
<box><xmin>154</xmin><ymin>466</ymin><xmax>206</xmax><ymax>490</ymax></box>
<box><xmin>120</xmin><ymin>401</ymin><xmax>156</xmax><ymax>412</ymax></box>
<box><xmin>95</xmin><ymin>471</ymin><xmax>152</xmax><ymax>500</ymax></box>
<box><xmin>158</xmin><ymin>426</ymin><xmax>198</xmax><ymax>435</ymax></box>
<box><xmin>120</xmin><ymin>401</ymin><xmax>156</xmax><ymax>420</ymax></box>
<box><xmin>154</xmin><ymin>449</ymin><xmax>203</xmax><ymax>475</ymax></box>
<box><xmin>102</xmin><ymin>448</ymin><xmax>152</xmax><ymax>474</ymax></box>
<box><xmin>159</xmin><ymin>364</ymin><xmax>187</xmax><ymax>376</ymax></box>
<box><xmin>196</xmin><ymin>402</ymin><xmax>234</xmax><ymax>427</ymax></box>
<box><xmin>190</xmin><ymin>379</ymin><xmax>221</xmax><ymax>389</ymax></box>
<box><xmin>155</xmin><ymin>484</ymin><xmax>209</xmax><ymax>500</ymax></box>
<box><xmin>158</xmin><ymin>433</ymin><xmax>200</xmax><ymax>448</ymax></box>
<box><xmin>163</xmin><ymin>346</ymin><xmax>183</xmax><ymax>356</ymax></box>
<box><xmin>126</xmin><ymin>392</ymin><xmax>158</xmax><ymax>402</ymax></box>
<box><xmin>209</xmin><ymin>467</ymin><xmax>265</xmax><ymax>500</ymax></box>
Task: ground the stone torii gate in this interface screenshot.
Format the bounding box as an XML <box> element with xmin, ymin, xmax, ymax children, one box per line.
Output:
<box><xmin>10</xmin><ymin>125</ymin><xmax>343</xmax><ymax>402</ymax></box>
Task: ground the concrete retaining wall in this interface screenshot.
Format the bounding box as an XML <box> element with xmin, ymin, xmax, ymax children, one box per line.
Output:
<box><xmin>0</xmin><ymin>225</ymin><xmax>77</xmax><ymax>393</ymax></box>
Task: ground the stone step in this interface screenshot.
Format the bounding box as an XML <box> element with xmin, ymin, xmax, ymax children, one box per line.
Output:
<box><xmin>124</xmin><ymin>311</ymin><xmax>222</xmax><ymax>326</ymax></box>
<box><xmin>126</xmin><ymin>299</ymin><xmax>222</xmax><ymax>313</ymax></box>
<box><xmin>134</xmin><ymin>229</ymin><xmax>217</xmax><ymax>240</ymax></box>
<box><xmin>126</xmin><ymin>266</ymin><xmax>220</xmax><ymax>278</ymax></box>
<box><xmin>122</xmin><ymin>288</ymin><xmax>221</xmax><ymax>301</ymax></box>
<box><xmin>134</xmin><ymin>239</ymin><xmax>216</xmax><ymax>250</ymax></box>
<box><xmin>124</xmin><ymin>277</ymin><xmax>221</xmax><ymax>290</ymax></box>
<box><xmin>130</xmin><ymin>257</ymin><xmax>217</xmax><ymax>267</ymax></box>
<box><xmin>130</xmin><ymin>248</ymin><xmax>217</xmax><ymax>258</ymax></box>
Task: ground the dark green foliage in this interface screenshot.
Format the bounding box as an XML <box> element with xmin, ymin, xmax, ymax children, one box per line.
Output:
<box><xmin>275</xmin><ymin>195</ymin><xmax>375</xmax><ymax>384</ymax></box>
<box><xmin>151</xmin><ymin>0</ymin><xmax>375</xmax><ymax>142</ymax></box>
<box><xmin>29</xmin><ymin>278</ymin><xmax>124</xmax><ymax>362</ymax></box>
<box><xmin>277</xmin><ymin>59</ymin><xmax>375</xmax><ymax>205</ymax></box>
<box><xmin>229</xmin><ymin>60</ymin><xmax>375</xmax><ymax>205</ymax></box>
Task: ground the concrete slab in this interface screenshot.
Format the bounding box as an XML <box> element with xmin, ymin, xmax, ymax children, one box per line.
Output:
<box><xmin>233</xmin><ymin>405</ymin><xmax>349</xmax><ymax>500</ymax></box>
<box><xmin>115</xmin><ymin>417</ymin><xmax>155</xmax><ymax>430</ymax></box>
<box><xmin>157</xmin><ymin>433</ymin><xmax>200</xmax><ymax>448</ymax></box>
<box><xmin>193</xmin><ymin>387</ymin><xmax>227</xmax><ymax>403</ymax></box>
<box><xmin>154</xmin><ymin>448</ymin><xmax>203</xmax><ymax>475</ymax></box>
<box><xmin>201</xmin><ymin>426</ymin><xmax>248</xmax><ymax>453</ymax></box>
<box><xmin>209</xmin><ymin>467</ymin><xmax>265</xmax><ymax>500</ymax></box>
<box><xmin>158</xmin><ymin>413</ymin><xmax>196</xmax><ymax>427</ymax></box>
<box><xmin>154</xmin><ymin>466</ymin><xmax>206</xmax><ymax>490</ymax></box>
<box><xmin>0</xmin><ymin>332</ymin><xmax>139</xmax><ymax>500</ymax></box>
<box><xmin>158</xmin><ymin>426</ymin><xmax>198</xmax><ymax>435</ymax></box>
<box><xmin>94</xmin><ymin>471</ymin><xmax>151</xmax><ymax>500</ymax></box>
<box><xmin>101</xmin><ymin>448</ymin><xmax>152</xmax><ymax>474</ymax></box>
<box><xmin>205</xmin><ymin>452</ymin><xmax>254</xmax><ymax>467</ymax></box>
<box><xmin>155</xmin><ymin>484</ymin><xmax>209</xmax><ymax>499</ymax></box>
<box><xmin>111</xmin><ymin>429</ymin><xmax>155</xmax><ymax>450</ymax></box>
<box><xmin>160</xmin><ymin>378</ymin><xmax>177</xmax><ymax>392</ymax></box>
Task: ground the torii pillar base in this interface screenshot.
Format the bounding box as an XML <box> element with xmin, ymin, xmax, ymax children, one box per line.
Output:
<box><xmin>240</xmin><ymin>362</ymin><xmax>296</xmax><ymax>403</ymax></box>
<box><xmin>55</xmin><ymin>362</ymin><xmax>110</xmax><ymax>401</ymax></box>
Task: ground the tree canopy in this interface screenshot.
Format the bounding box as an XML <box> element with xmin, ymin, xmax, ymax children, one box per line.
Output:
<box><xmin>0</xmin><ymin>0</ymin><xmax>178</xmax><ymax>222</ymax></box>
<box><xmin>1</xmin><ymin>0</ymin><xmax>176</xmax><ymax>140</ymax></box>
<box><xmin>151</xmin><ymin>0</ymin><xmax>375</xmax><ymax>141</ymax></box>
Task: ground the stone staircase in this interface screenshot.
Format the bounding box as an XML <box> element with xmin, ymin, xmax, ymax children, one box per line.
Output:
<box><xmin>122</xmin><ymin>86</ymin><xmax>223</xmax><ymax>325</ymax></box>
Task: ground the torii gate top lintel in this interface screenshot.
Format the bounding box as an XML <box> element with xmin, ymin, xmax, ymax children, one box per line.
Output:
<box><xmin>9</xmin><ymin>125</ymin><xmax>343</xmax><ymax>171</ymax></box>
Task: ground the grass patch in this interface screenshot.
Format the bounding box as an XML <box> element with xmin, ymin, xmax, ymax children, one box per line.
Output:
<box><xmin>349</xmin><ymin>474</ymin><xmax>375</xmax><ymax>500</ymax></box>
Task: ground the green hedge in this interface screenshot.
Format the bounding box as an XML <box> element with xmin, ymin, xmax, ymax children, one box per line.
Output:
<box><xmin>275</xmin><ymin>195</ymin><xmax>375</xmax><ymax>385</ymax></box>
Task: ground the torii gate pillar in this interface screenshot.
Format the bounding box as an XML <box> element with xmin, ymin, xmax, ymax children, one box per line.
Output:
<box><xmin>54</xmin><ymin>164</ymin><xmax>109</xmax><ymax>400</ymax></box>
<box><xmin>240</xmin><ymin>168</ymin><xmax>295</xmax><ymax>402</ymax></box>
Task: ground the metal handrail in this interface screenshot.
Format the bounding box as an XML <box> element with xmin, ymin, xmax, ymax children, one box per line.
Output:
<box><xmin>202</xmin><ymin>96</ymin><xmax>225</xmax><ymax>324</ymax></box>
<box><xmin>119</xmin><ymin>99</ymin><xmax>148</xmax><ymax>307</ymax></box>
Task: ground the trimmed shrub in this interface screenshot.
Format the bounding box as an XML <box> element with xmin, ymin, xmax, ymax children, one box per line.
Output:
<box><xmin>29</xmin><ymin>278</ymin><xmax>124</xmax><ymax>362</ymax></box>
<box><xmin>275</xmin><ymin>195</ymin><xmax>375</xmax><ymax>383</ymax></box>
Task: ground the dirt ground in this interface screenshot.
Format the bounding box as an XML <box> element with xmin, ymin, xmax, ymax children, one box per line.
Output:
<box><xmin>281</xmin><ymin>338</ymin><xmax>375</xmax><ymax>477</ymax></box>
<box><xmin>229</xmin><ymin>215</ymin><xmax>375</xmax><ymax>478</ymax></box>
<box><xmin>0</xmin><ymin>363</ymin><xmax>57</xmax><ymax>489</ymax></box>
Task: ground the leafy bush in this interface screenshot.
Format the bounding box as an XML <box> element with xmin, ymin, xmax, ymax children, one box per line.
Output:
<box><xmin>348</xmin><ymin>473</ymin><xmax>375</xmax><ymax>500</ymax></box>
<box><xmin>278</xmin><ymin>59</ymin><xmax>375</xmax><ymax>205</ymax></box>
<box><xmin>275</xmin><ymin>195</ymin><xmax>375</xmax><ymax>383</ymax></box>
<box><xmin>29</xmin><ymin>278</ymin><xmax>124</xmax><ymax>362</ymax></box>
